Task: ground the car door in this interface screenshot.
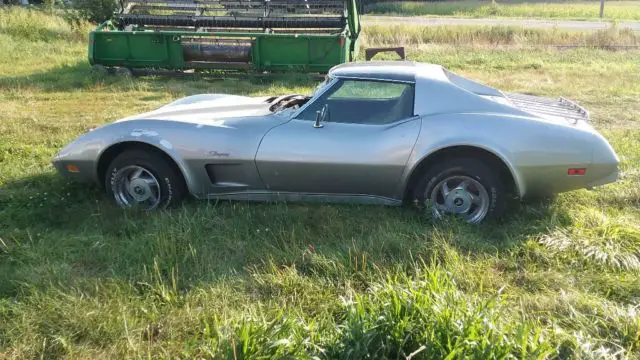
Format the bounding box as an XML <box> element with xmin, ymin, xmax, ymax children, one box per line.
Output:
<box><xmin>255</xmin><ymin>78</ymin><xmax>421</xmax><ymax>199</ymax></box>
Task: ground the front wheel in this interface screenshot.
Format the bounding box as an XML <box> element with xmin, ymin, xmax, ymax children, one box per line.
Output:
<box><xmin>105</xmin><ymin>150</ymin><xmax>186</xmax><ymax>211</ymax></box>
<box><xmin>411</xmin><ymin>157</ymin><xmax>505</xmax><ymax>224</ymax></box>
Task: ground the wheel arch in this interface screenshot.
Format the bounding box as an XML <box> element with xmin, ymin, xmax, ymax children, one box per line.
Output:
<box><xmin>96</xmin><ymin>141</ymin><xmax>190</xmax><ymax>192</ymax></box>
<box><xmin>403</xmin><ymin>145</ymin><xmax>524</xmax><ymax>201</ymax></box>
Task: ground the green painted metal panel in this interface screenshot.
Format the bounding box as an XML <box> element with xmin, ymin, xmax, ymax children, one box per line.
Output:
<box><xmin>347</xmin><ymin>0</ymin><xmax>360</xmax><ymax>41</ymax></box>
<box><xmin>91</xmin><ymin>30</ymin><xmax>349</xmax><ymax>72</ymax></box>
<box><xmin>349</xmin><ymin>37</ymin><xmax>360</xmax><ymax>61</ymax></box>
<box><xmin>93</xmin><ymin>33</ymin><xmax>129</xmax><ymax>64</ymax></box>
<box><xmin>253</xmin><ymin>35</ymin><xmax>346</xmax><ymax>72</ymax></box>
<box><xmin>91</xmin><ymin>32</ymin><xmax>184</xmax><ymax>68</ymax></box>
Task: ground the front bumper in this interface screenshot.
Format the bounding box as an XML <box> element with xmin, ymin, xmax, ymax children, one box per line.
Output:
<box><xmin>52</xmin><ymin>157</ymin><xmax>97</xmax><ymax>184</ymax></box>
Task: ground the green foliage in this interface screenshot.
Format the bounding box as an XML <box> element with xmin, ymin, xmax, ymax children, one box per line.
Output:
<box><xmin>69</xmin><ymin>0</ymin><xmax>119</xmax><ymax>24</ymax></box>
<box><xmin>328</xmin><ymin>271</ymin><xmax>557</xmax><ymax>359</ymax></box>
<box><xmin>539</xmin><ymin>209</ymin><xmax>640</xmax><ymax>271</ymax></box>
<box><xmin>1</xmin><ymin>7</ymin><xmax>640</xmax><ymax>359</ymax></box>
<box><xmin>0</xmin><ymin>6</ymin><xmax>90</xmax><ymax>42</ymax></box>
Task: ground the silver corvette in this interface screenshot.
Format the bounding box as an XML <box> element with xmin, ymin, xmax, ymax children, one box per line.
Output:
<box><xmin>53</xmin><ymin>61</ymin><xmax>619</xmax><ymax>223</ymax></box>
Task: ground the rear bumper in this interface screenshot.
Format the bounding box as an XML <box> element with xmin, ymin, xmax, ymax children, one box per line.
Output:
<box><xmin>587</xmin><ymin>169</ymin><xmax>618</xmax><ymax>189</ymax></box>
<box><xmin>587</xmin><ymin>131</ymin><xmax>620</xmax><ymax>188</ymax></box>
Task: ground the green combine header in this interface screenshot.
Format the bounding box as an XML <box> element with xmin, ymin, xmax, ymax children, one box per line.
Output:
<box><xmin>89</xmin><ymin>0</ymin><xmax>361</xmax><ymax>73</ymax></box>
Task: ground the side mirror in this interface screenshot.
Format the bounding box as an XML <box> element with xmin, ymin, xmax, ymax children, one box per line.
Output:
<box><xmin>314</xmin><ymin>104</ymin><xmax>329</xmax><ymax>128</ymax></box>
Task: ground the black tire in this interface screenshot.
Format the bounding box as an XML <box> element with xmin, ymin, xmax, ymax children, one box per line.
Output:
<box><xmin>105</xmin><ymin>150</ymin><xmax>186</xmax><ymax>210</ymax></box>
<box><xmin>411</xmin><ymin>157</ymin><xmax>506</xmax><ymax>223</ymax></box>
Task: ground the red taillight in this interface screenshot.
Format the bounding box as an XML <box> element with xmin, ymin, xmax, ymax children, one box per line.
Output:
<box><xmin>568</xmin><ymin>168</ymin><xmax>586</xmax><ymax>176</ymax></box>
<box><xmin>338</xmin><ymin>37</ymin><xmax>345</xmax><ymax>46</ymax></box>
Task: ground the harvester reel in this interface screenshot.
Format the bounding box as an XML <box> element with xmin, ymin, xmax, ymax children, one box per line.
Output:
<box><xmin>90</xmin><ymin>0</ymin><xmax>360</xmax><ymax>73</ymax></box>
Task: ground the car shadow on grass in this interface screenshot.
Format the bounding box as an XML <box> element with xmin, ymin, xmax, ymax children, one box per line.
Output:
<box><xmin>0</xmin><ymin>171</ymin><xmax>570</xmax><ymax>297</ymax></box>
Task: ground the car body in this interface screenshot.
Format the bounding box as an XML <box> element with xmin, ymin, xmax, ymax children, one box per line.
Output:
<box><xmin>53</xmin><ymin>61</ymin><xmax>619</xmax><ymax>222</ymax></box>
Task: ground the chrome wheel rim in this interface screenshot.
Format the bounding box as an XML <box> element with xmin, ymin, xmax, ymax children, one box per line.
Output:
<box><xmin>112</xmin><ymin>165</ymin><xmax>161</xmax><ymax>210</ymax></box>
<box><xmin>427</xmin><ymin>176</ymin><xmax>490</xmax><ymax>224</ymax></box>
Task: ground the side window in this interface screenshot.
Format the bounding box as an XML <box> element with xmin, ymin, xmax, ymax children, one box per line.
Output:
<box><xmin>329</xmin><ymin>80</ymin><xmax>409</xmax><ymax>100</ymax></box>
<box><xmin>296</xmin><ymin>79</ymin><xmax>414</xmax><ymax>125</ymax></box>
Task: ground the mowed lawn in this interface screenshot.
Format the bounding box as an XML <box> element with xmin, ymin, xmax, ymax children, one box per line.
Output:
<box><xmin>365</xmin><ymin>0</ymin><xmax>640</xmax><ymax>21</ymax></box>
<box><xmin>1</xmin><ymin>7</ymin><xmax>640</xmax><ymax>359</ymax></box>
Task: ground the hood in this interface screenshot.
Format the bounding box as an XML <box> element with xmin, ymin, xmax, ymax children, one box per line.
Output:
<box><xmin>116</xmin><ymin>94</ymin><xmax>275</xmax><ymax>125</ymax></box>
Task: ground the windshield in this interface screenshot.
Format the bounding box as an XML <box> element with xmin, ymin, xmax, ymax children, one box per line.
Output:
<box><xmin>312</xmin><ymin>75</ymin><xmax>333</xmax><ymax>96</ymax></box>
<box><xmin>269</xmin><ymin>76</ymin><xmax>334</xmax><ymax>114</ymax></box>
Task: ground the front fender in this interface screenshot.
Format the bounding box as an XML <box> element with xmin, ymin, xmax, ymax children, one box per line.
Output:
<box><xmin>53</xmin><ymin>121</ymin><xmax>198</xmax><ymax>194</ymax></box>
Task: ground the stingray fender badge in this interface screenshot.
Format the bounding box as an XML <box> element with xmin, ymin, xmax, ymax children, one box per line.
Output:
<box><xmin>209</xmin><ymin>151</ymin><xmax>230</xmax><ymax>158</ymax></box>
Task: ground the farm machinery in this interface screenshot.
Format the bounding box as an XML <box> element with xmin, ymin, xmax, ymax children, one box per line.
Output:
<box><xmin>89</xmin><ymin>0</ymin><xmax>362</xmax><ymax>73</ymax></box>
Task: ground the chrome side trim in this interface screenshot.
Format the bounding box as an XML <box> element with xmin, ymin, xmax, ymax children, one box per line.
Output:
<box><xmin>330</xmin><ymin>75</ymin><xmax>416</xmax><ymax>84</ymax></box>
<box><xmin>202</xmin><ymin>191</ymin><xmax>403</xmax><ymax>206</ymax></box>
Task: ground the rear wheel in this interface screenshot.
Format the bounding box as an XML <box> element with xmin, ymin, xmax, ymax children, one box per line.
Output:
<box><xmin>411</xmin><ymin>157</ymin><xmax>505</xmax><ymax>224</ymax></box>
<box><xmin>105</xmin><ymin>150</ymin><xmax>186</xmax><ymax>210</ymax></box>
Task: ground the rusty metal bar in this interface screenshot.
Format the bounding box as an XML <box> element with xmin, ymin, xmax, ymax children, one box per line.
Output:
<box><xmin>365</xmin><ymin>46</ymin><xmax>405</xmax><ymax>61</ymax></box>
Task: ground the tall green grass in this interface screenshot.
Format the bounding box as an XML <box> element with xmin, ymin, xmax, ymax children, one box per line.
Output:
<box><xmin>366</xmin><ymin>0</ymin><xmax>640</xmax><ymax>20</ymax></box>
<box><xmin>362</xmin><ymin>23</ymin><xmax>640</xmax><ymax>47</ymax></box>
<box><xmin>0</xmin><ymin>6</ymin><xmax>91</xmax><ymax>42</ymax></box>
<box><xmin>1</xmin><ymin>7</ymin><xmax>640</xmax><ymax>359</ymax></box>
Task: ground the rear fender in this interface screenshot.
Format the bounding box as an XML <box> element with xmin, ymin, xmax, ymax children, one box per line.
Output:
<box><xmin>401</xmin><ymin>140</ymin><xmax>526</xmax><ymax>198</ymax></box>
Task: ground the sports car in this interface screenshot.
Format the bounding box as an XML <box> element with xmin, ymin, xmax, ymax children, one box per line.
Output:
<box><xmin>52</xmin><ymin>61</ymin><xmax>619</xmax><ymax>223</ymax></box>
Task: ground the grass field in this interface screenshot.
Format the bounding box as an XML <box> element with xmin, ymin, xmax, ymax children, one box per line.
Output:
<box><xmin>365</xmin><ymin>0</ymin><xmax>640</xmax><ymax>20</ymax></box>
<box><xmin>361</xmin><ymin>23</ymin><xmax>640</xmax><ymax>47</ymax></box>
<box><xmin>1</xmin><ymin>7</ymin><xmax>640</xmax><ymax>359</ymax></box>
